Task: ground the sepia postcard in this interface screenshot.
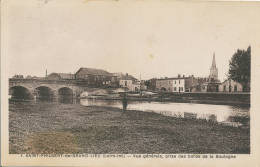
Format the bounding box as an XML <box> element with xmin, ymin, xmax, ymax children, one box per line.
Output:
<box><xmin>1</xmin><ymin>0</ymin><xmax>260</xmax><ymax>166</ymax></box>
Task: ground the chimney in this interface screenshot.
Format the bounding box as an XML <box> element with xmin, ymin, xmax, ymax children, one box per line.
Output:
<box><xmin>178</xmin><ymin>74</ymin><xmax>181</xmax><ymax>78</ymax></box>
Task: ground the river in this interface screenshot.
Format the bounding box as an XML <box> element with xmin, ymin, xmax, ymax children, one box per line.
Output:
<box><xmin>9</xmin><ymin>99</ymin><xmax>250</xmax><ymax>127</ymax></box>
<box><xmin>80</xmin><ymin>99</ymin><xmax>250</xmax><ymax>127</ymax></box>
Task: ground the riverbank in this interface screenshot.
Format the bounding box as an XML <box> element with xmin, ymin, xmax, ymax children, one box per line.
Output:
<box><xmin>81</xmin><ymin>90</ymin><xmax>250</xmax><ymax>106</ymax></box>
<box><xmin>9</xmin><ymin>102</ymin><xmax>250</xmax><ymax>154</ymax></box>
<box><xmin>83</xmin><ymin>95</ymin><xmax>250</xmax><ymax>106</ymax></box>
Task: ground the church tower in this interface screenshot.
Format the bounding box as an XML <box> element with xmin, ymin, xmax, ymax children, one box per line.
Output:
<box><xmin>209</xmin><ymin>53</ymin><xmax>218</xmax><ymax>81</ymax></box>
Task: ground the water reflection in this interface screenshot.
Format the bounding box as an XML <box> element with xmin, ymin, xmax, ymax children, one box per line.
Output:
<box><xmin>80</xmin><ymin>99</ymin><xmax>250</xmax><ymax>127</ymax></box>
<box><xmin>208</xmin><ymin>114</ymin><xmax>217</xmax><ymax>122</ymax></box>
<box><xmin>9</xmin><ymin>98</ymin><xmax>249</xmax><ymax>127</ymax></box>
<box><xmin>58</xmin><ymin>97</ymin><xmax>74</xmax><ymax>104</ymax></box>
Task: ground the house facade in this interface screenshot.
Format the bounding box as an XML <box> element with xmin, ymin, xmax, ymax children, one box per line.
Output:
<box><xmin>155</xmin><ymin>75</ymin><xmax>197</xmax><ymax>92</ymax></box>
<box><xmin>119</xmin><ymin>74</ymin><xmax>140</xmax><ymax>92</ymax></box>
<box><xmin>75</xmin><ymin>67</ymin><xmax>114</xmax><ymax>87</ymax></box>
<box><xmin>219</xmin><ymin>79</ymin><xmax>243</xmax><ymax>92</ymax></box>
<box><xmin>156</xmin><ymin>78</ymin><xmax>185</xmax><ymax>92</ymax></box>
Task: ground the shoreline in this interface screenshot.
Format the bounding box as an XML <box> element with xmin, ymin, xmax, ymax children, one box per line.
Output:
<box><xmin>9</xmin><ymin>96</ymin><xmax>250</xmax><ymax>107</ymax></box>
<box><xmin>81</xmin><ymin>96</ymin><xmax>250</xmax><ymax>106</ymax></box>
<box><xmin>9</xmin><ymin>102</ymin><xmax>250</xmax><ymax>154</ymax></box>
<box><xmin>88</xmin><ymin>105</ymin><xmax>250</xmax><ymax>128</ymax></box>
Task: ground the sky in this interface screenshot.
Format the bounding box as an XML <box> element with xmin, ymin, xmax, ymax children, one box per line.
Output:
<box><xmin>3</xmin><ymin>0</ymin><xmax>260</xmax><ymax>81</ymax></box>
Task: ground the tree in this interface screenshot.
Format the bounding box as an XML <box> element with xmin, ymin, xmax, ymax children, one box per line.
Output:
<box><xmin>228</xmin><ymin>46</ymin><xmax>251</xmax><ymax>91</ymax></box>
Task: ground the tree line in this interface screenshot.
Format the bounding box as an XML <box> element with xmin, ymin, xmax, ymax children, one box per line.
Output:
<box><xmin>228</xmin><ymin>46</ymin><xmax>251</xmax><ymax>92</ymax></box>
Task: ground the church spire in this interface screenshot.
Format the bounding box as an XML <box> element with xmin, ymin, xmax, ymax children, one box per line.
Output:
<box><xmin>209</xmin><ymin>52</ymin><xmax>218</xmax><ymax>81</ymax></box>
<box><xmin>212</xmin><ymin>52</ymin><xmax>216</xmax><ymax>68</ymax></box>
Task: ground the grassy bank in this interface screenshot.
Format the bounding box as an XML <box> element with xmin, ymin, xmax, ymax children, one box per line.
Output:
<box><xmin>9</xmin><ymin>102</ymin><xmax>250</xmax><ymax>154</ymax></box>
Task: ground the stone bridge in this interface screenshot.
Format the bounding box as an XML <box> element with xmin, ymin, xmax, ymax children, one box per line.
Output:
<box><xmin>9</xmin><ymin>78</ymin><xmax>88</xmax><ymax>101</ymax></box>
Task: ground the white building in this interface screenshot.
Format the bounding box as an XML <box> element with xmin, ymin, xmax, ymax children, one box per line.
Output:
<box><xmin>119</xmin><ymin>74</ymin><xmax>140</xmax><ymax>92</ymax></box>
<box><xmin>156</xmin><ymin>77</ymin><xmax>185</xmax><ymax>92</ymax></box>
<box><xmin>155</xmin><ymin>75</ymin><xmax>197</xmax><ymax>92</ymax></box>
<box><xmin>219</xmin><ymin>79</ymin><xmax>243</xmax><ymax>92</ymax></box>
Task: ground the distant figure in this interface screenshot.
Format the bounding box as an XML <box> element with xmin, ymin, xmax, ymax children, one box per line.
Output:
<box><xmin>148</xmin><ymin>95</ymin><xmax>151</xmax><ymax>103</ymax></box>
<box><xmin>122</xmin><ymin>93</ymin><xmax>128</xmax><ymax>111</ymax></box>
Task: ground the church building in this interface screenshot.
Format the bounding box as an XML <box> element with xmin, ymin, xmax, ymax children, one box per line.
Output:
<box><xmin>204</xmin><ymin>53</ymin><xmax>221</xmax><ymax>92</ymax></box>
<box><xmin>209</xmin><ymin>53</ymin><xmax>218</xmax><ymax>81</ymax></box>
<box><xmin>195</xmin><ymin>53</ymin><xmax>221</xmax><ymax>93</ymax></box>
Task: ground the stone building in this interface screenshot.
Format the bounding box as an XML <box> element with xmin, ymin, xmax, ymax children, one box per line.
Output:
<box><xmin>47</xmin><ymin>73</ymin><xmax>74</xmax><ymax>80</ymax></box>
<box><xmin>192</xmin><ymin>53</ymin><xmax>221</xmax><ymax>92</ymax></box>
<box><xmin>155</xmin><ymin>75</ymin><xmax>197</xmax><ymax>92</ymax></box>
<box><xmin>219</xmin><ymin>79</ymin><xmax>243</xmax><ymax>92</ymax></box>
<box><xmin>190</xmin><ymin>77</ymin><xmax>208</xmax><ymax>92</ymax></box>
<box><xmin>75</xmin><ymin>67</ymin><xmax>114</xmax><ymax>87</ymax></box>
<box><xmin>119</xmin><ymin>73</ymin><xmax>140</xmax><ymax>92</ymax></box>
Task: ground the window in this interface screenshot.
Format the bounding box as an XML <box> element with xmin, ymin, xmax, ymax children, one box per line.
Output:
<box><xmin>125</xmin><ymin>81</ymin><xmax>127</xmax><ymax>86</ymax></box>
<box><xmin>179</xmin><ymin>80</ymin><xmax>180</xmax><ymax>84</ymax></box>
<box><xmin>174</xmin><ymin>87</ymin><xmax>177</xmax><ymax>91</ymax></box>
<box><xmin>224</xmin><ymin>85</ymin><xmax>226</xmax><ymax>91</ymax></box>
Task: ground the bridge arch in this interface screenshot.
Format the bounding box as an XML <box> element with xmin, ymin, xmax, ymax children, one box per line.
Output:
<box><xmin>58</xmin><ymin>87</ymin><xmax>74</xmax><ymax>103</ymax></box>
<box><xmin>35</xmin><ymin>86</ymin><xmax>54</xmax><ymax>101</ymax></box>
<box><xmin>9</xmin><ymin>86</ymin><xmax>34</xmax><ymax>100</ymax></box>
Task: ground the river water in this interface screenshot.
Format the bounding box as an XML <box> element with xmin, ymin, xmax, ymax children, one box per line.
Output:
<box><xmin>10</xmin><ymin>99</ymin><xmax>250</xmax><ymax>127</ymax></box>
<box><xmin>80</xmin><ymin>99</ymin><xmax>250</xmax><ymax>127</ymax></box>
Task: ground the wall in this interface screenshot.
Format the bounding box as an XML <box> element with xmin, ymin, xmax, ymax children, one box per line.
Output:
<box><xmin>184</xmin><ymin>77</ymin><xmax>198</xmax><ymax>92</ymax></box>
<box><xmin>219</xmin><ymin>79</ymin><xmax>243</xmax><ymax>92</ymax></box>
<box><xmin>156</xmin><ymin>79</ymin><xmax>185</xmax><ymax>92</ymax></box>
<box><xmin>130</xmin><ymin>84</ymin><xmax>140</xmax><ymax>92</ymax></box>
<box><xmin>47</xmin><ymin>73</ymin><xmax>61</xmax><ymax>80</ymax></box>
<box><xmin>119</xmin><ymin>79</ymin><xmax>133</xmax><ymax>90</ymax></box>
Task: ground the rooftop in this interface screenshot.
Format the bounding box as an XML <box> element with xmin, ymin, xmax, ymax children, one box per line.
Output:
<box><xmin>156</xmin><ymin>76</ymin><xmax>193</xmax><ymax>81</ymax></box>
<box><xmin>76</xmin><ymin>67</ymin><xmax>112</xmax><ymax>76</ymax></box>
<box><xmin>52</xmin><ymin>73</ymin><xmax>74</xmax><ymax>78</ymax></box>
<box><xmin>120</xmin><ymin>74</ymin><xmax>138</xmax><ymax>81</ymax></box>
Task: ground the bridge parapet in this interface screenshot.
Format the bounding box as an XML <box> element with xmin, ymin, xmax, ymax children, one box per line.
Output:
<box><xmin>9</xmin><ymin>78</ymin><xmax>77</xmax><ymax>85</ymax></box>
<box><xmin>9</xmin><ymin>78</ymin><xmax>89</xmax><ymax>100</ymax></box>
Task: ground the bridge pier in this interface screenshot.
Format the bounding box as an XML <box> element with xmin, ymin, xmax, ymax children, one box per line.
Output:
<box><xmin>9</xmin><ymin>78</ymin><xmax>88</xmax><ymax>102</ymax></box>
